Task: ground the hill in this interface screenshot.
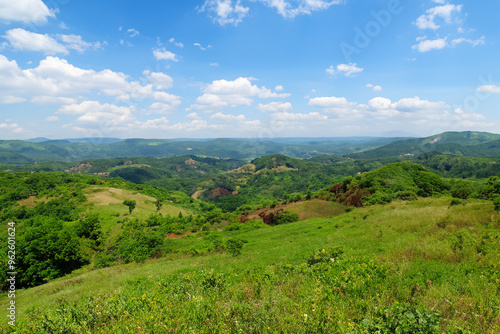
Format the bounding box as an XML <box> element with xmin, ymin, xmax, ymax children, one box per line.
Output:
<box><xmin>2</xmin><ymin>196</ymin><xmax>499</xmax><ymax>333</ymax></box>
<box><xmin>349</xmin><ymin>131</ymin><xmax>500</xmax><ymax>159</ymax></box>
<box><xmin>0</xmin><ymin>137</ymin><xmax>409</xmax><ymax>163</ymax></box>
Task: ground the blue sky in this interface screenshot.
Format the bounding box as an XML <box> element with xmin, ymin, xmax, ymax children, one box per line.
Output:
<box><xmin>0</xmin><ymin>0</ymin><xmax>499</xmax><ymax>139</ymax></box>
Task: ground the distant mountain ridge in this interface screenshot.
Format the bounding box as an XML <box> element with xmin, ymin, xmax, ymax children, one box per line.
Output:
<box><xmin>0</xmin><ymin>136</ymin><xmax>411</xmax><ymax>164</ymax></box>
<box><xmin>348</xmin><ymin>131</ymin><xmax>500</xmax><ymax>159</ymax></box>
<box><xmin>1</xmin><ymin>131</ymin><xmax>499</xmax><ymax>165</ymax></box>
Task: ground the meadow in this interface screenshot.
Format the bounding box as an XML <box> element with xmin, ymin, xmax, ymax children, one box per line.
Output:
<box><xmin>2</xmin><ymin>196</ymin><xmax>499</xmax><ymax>333</ymax></box>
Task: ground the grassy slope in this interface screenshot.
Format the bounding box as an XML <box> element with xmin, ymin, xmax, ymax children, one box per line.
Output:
<box><xmin>2</xmin><ymin>197</ymin><xmax>499</xmax><ymax>333</ymax></box>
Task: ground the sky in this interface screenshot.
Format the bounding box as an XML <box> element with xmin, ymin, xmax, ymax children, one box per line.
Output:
<box><xmin>0</xmin><ymin>0</ymin><xmax>499</xmax><ymax>140</ymax></box>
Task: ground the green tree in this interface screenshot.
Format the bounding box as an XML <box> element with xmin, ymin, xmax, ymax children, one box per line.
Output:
<box><xmin>123</xmin><ymin>200</ymin><xmax>136</xmax><ymax>214</ymax></box>
<box><xmin>155</xmin><ymin>199</ymin><xmax>163</xmax><ymax>212</ymax></box>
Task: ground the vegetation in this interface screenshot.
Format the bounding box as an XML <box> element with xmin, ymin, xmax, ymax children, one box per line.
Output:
<box><xmin>1</xmin><ymin>131</ymin><xmax>500</xmax><ymax>332</ymax></box>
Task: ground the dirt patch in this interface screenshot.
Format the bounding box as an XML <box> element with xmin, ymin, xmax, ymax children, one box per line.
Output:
<box><xmin>240</xmin><ymin>199</ymin><xmax>342</xmax><ymax>223</ymax></box>
<box><xmin>165</xmin><ymin>231</ymin><xmax>191</xmax><ymax>239</ymax></box>
<box><xmin>191</xmin><ymin>190</ymin><xmax>204</xmax><ymax>200</ymax></box>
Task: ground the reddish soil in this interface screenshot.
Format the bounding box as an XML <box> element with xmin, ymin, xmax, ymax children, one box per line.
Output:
<box><xmin>165</xmin><ymin>231</ymin><xmax>191</xmax><ymax>239</ymax></box>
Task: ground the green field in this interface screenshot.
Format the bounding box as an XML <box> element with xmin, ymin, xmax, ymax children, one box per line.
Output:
<box><xmin>2</xmin><ymin>196</ymin><xmax>499</xmax><ymax>333</ymax></box>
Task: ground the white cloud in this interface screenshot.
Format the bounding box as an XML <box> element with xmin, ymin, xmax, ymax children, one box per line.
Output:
<box><xmin>0</xmin><ymin>55</ymin><xmax>181</xmax><ymax>105</ymax></box>
<box><xmin>3</xmin><ymin>29</ymin><xmax>104</xmax><ymax>55</ymax></box>
<box><xmin>58</xmin><ymin>34</ymin><xmax>104</xmax><ymax>53</ymax></box>
<box><xmin>0</xmin><ymin>0</ymin><xmax>56</xmax><ymax>24</ymax></box>
<box><xmin>58</xmin><ymin>101</ymin><xmax>136</xmax><ymax>130</ymax></box>
<box><xmin>186</xmin><ymin>112</ymin><xmax>202</xmax><ymax>120</ymax></box>
<box><xmin>199</xmin><ymin>0</ymin><xmax>250</xmax><ymax>26</ymax></box>
<box><xmin>412</xmin><ymin>37</ymin><xmax>447</xmax><ymax>53</ymax></box>
<box><xmin>0</xmin><ymin>95</ymin><xmax>26</xmax><ymax>104</ymax></box>
<box><xmin>31</xmin><ymin>96</ymin><xmax>77</xmax><ymax>105</ymax></box>
<box><xmin>257</xmin><ymin>101</ymin><xmax>293</xmax><ymax>113</ymax></box>
<box><xmin>275</xmin><ymin>85</ymin><xmax>284</xmax><ymax>91</ymax></box>
<box><xmin>259</xmin><ymin>0</ymin><xmax>341</xmax><ymax>19</ymax></box>
<box><xmin>194</xmin><ymin>42</ymin><xmax>212</xmax><ymax>50</ymax></box>
<box><xmin>153</xmin><ymin>48</ymin><xmax>178</xmax><ymax>61</ymax></box>
<box><xmin>326</xmin><ymin>63</ymin><xmax>363</xmax><ymax>77</ymax></box>
<box><xmin>146</xmin><ymin>101</ymin><xmax>181</xmax><ymax>115</ymax></box>
<box><xmin>309</xmin><ymin>95</ymin><xmax>452</xmax><ymax>120</ymax></box>
<box><xmin>478</xmin><ymin>85</ymin><xmax>500</xmax><ymax>94</ymax></box>
<box><xmin>366</xmin><ymin>83</ymin><xmax>382</xmax><ymax>92</ymax></box>
<box><xmin>3</xmin><ymin>28</ymin><xmax>68</xmax><ymax>55</ymax></box>
<box><xmin>188</xmin><ymin>77</ymin><xmax>290</xmax><ymax>112</ymax></box>
<box><xmin>45</xmin><ymin>115</ymin><xmax>59</xmax><ymax>122</ymax></box>
<box><xmin>127</xmin><ymin>29</ymin><xmax>139</xmax><ymax>37</ymax></box>
<box><xmin>143</xmin><ymin>71</ymin><xmax>174</xmax><ymax>90</ymax></box>
<box><xmin>0</xmin><ymin>121</ymin><xmax>23</xmax><ymax>133</ymax></box>
<box><xmin>169</xmin><ymin>38</ymin><xmax>184</xmax><ymax>48</ymax></box>
<box><xmin>270</xmin><ymin>111</ymin><xmax>327</xmax><ymax>121</ymax></box>
<box><xmin>210</xmin><ymin>62</ymin><xmax>219</xmax><ymax>67</ymax></box>
<box><xmin>451</xmin><ymin>36</ymin><xmax>485</xmax><ymax>47</ymax></box>
<box><xmin>211</xmin><ymin>112</ymin><xmax>247</xmax><ymax>122</ymax></box>
<box><xmin>415</xmin><ymin>4</ymin><xmax>463</xmax><ymax>30</ymax></box>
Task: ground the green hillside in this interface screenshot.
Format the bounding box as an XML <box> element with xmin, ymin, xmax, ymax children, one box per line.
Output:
<box><xmin>350</xmin><ymin>131</ymin><xmax>500</xmax><ymax>159</ymax></box>
<box><xmin>2</xmin><ymin>196</ymin><xmax>499</xmax><ymax>333</ymax></box>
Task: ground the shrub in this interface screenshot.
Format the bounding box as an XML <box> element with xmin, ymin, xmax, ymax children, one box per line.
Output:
<box><xmin>271</xmin><ymin>210</ymin><xmax>299</xmax><ymax>225</ymax></box>
<box><xmin>493</xmin><ymin>194</ymin><xmax>500</xmax><ymax>211</ymax></box>
<box><xmin>225</xmin><ymin>238</ymin><xmax>245</xmax><ymax>257</ymax></box>
<box><xmin>360</xmin><ymin>303</ymin><xmax>441</xmax><ymax>333</ymax></box>
<box><xmin>306</xmin><ymin>246</ymin><xmax>343</xmax><ymax>266</ymax></box>
<box><xmin>122</xmin><ymin>200</ymin><xmax>136</xmax><ymax>214</ymax></box>
<box><xmin>395</xmin><ymin>191</ymin><xmax>418</xmax><ymax>201</ymax></box>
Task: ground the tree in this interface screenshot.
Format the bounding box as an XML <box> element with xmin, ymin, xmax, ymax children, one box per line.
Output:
<box><xmin>123</xmin><ymin>200</ymin><xmax>136</xmax><ymax>214</ymax></box>
<box><xmin>155</xmin><ymin>199</ymin><xmax>163</xmax><ymax>212</ymax></box>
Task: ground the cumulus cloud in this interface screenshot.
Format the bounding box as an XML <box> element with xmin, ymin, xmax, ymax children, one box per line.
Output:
<box><xmin>415</xmin><ymin>4</ymin><xmax>463</xmax><ymax>30</ymax></box>
<box><xmin>478</xmin><ymin>85</ymin><xmax>500</xmax><ymax>94</ymax></box>
<box><xmin>0</xmin><ymin>55</ymin><xmax>181</xmax><ymax>106</ymax></box>
<box><xmin>3</xmin><ymin>29</ymin><xmax>68</xmax><ymax>55</ymax></box>
<box><xmin>188</xmin><ymin>77</ymin><xmax>290</xmax><ymax>112</ymax></box>
<box><xmin>199</xmin><ymin>0</ymin><xmax>250</xmax><ymax>26</ymax></box>
<box><xmin>153</xmin><ymin>48</ymin><xmax>178</xmax><ymax>61</ymax></box>
<box><xmin>412</xmin><ymin>37</ymin><xmax>447</xmax><ymax>53</ymax></box>
<box><xmin>366</xmin><ymin>84</ymin><xmax>382</xmax><ymax>92</ymax></box>
<box><xmin>326</xmin><ymin>63</ymin><xmax>363</xmax><ymax>77</ymax></box>
<box><xmin>0</xmin><ymin>0</ymin><xmax>56</xmax><ymax>24</ymax></box>
<box><xmin>3</xmin><ymin>29</ymin><xmax>104</xmax><ymax>55</ymax></box>
<box><xmin>257</xmin><ymin>101</ymin><xmax>293</xmax><ymax>113</ymax></box>
<box><xmin>143</xmin><ymin>71</ymin><xmax>174</xmax><ymax>90</ymax></box>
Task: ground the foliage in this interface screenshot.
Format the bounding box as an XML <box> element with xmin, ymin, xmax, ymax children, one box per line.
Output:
<box><xmin>359</xmin><ymin>303</ymin><xmax>441</xmax><ymax>334</ymax></box>
<box><xmin>122</xmin><ymin>199</ymin><xmax>136</xmax><ymax>214</ymax></box>
<box><xmin>225</xmin><ymin>238</ymin><xmax>245</xmax><ymax>257</ymax></box>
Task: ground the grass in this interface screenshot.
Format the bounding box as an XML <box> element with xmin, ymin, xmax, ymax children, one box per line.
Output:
<box><xmin>82</xmin><ymin>185</ymin><xmax>190</xmax><ymax>233</ymax></box>
<box><xmin>2</xmin><ymin>197</ymin><xmax>500</xmax><ymax>333</ymax></box>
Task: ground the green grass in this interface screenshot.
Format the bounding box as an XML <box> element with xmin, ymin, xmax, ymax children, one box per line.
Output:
<box><xmin>2</xmin><ymin>197</ymin><xmax>500</xmax><ymax>333</ymax></box>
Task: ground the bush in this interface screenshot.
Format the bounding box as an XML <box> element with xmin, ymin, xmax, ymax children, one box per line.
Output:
<box><xmin>271</xmin><ymin>210</ymin><xmax>299</xmax><ymax>225</ymax></box>
<box><xmin>360</xmin><ymin>303</ymin><xmax>440</xmax><ymax>333</ymax></box>
<box><xmin>306</xmin><ymin>246</ymin><xmax>343</xmax><ymax>266</ymax></box>
<box><xmin>225</xmin><ymin>238</ymin><xmax>244</xmax><ymax>257</ymax></box>
<box><xmin>493</xmin><ymin>194</ymin><xmax>500</xmax><ymax>211</ymax></box>
<box><xmin>395</xmin><ymin>191</ymin><xmax>418</xmax><ymax>201</ymax></box>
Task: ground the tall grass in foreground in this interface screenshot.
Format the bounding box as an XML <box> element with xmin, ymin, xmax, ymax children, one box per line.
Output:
<box><xmin>3</xmin><ymin>198</ymin><xmax>500</xmax><ymax>333</ymax></box>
